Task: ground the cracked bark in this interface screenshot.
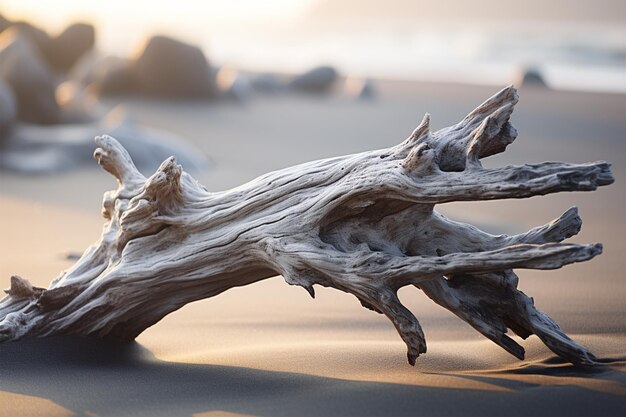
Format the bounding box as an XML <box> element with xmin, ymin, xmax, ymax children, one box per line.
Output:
<box><xmin>0</xmin><ymin>86</ymin><xmax>613</xmax><ymax>366</ymax></box>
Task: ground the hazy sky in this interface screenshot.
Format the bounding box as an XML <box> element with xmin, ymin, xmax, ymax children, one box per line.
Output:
<box><xmin>6</xmin><ymin>0</ymin><xmax>625</xmax><ymax>34</ymax></box>
<box><xmin>0</xmin><ymin>0</ymin><xmax>315</xmax><ymax>33</ymax></box>
<box><xmin>310</xmin><ymin>0</ymin><xmax>626</xmax><ymax>23</ymax></box>
<box><xmin>2</xmin><ymin>0</ymin><xmax>624</xmax><ymax>93</ymax></box>
<box><xmin>3</xmin><ymin>0</ymin><xmax>625</xmax><ymax>41</ymax></box>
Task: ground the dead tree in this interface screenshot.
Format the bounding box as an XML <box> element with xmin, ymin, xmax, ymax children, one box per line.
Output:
<box><xmin>0</xmin><ymin>86</ymin><xmax>613</xmax><ymax>366</ymax></box>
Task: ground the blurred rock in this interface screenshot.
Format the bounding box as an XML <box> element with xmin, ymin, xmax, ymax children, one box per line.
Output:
<box><xmin>289</xmin><ymin>66</ymin><xmax>338</xmax><ymax>94</ymax></box>
<box><xmin>67</xmin><ymin>50</ymin><xmax>98</xmax><ymax>85</ymax></box>
<box><xmin>132</xmin><ymin>35</ymin><xmax>215</xmax><ymax>98</ymax></box>
<box><xmin>0</xmin><ymin>28</ymin><xmax>61</xmax><ymax>124</ymax></box>
<box><xmin>518</xmin><ymin>67</ymin><xmax>548</xmax><ymax>88</ymax></box>
<box><xmin>0</xmin><ymin>78</ymin><xmax>17</xmax><ymax>139</ymax></box>
<box><xmin>70</xmin><ymin>53</ymin><xmax>135</xmax><ymax>96</ymax></box>
<box><xmin>345</xmin><ymin>77</ymin><xmax>376</xmax><ymax>100</ymax></box>
<box><xmin>0</xmin><ymin>20</ymin><xmax>95</xmax><ymax>74</ymax></box>
<box><xmin>0</xmin><ymin>106</ymin><xmax>210</xmax><ymax>175</ymax></box>
<box><xmin>215</xmin><ymin>66</ymin><xmax>250</xmax><ymax>101</ymax></box>
<box><xmin>6</xmin><ymin>21</ymin><xmax>52</xmax><ymax>54</ymax></box>
<box><xmin>98</xmin><ymin>65</ymin><xmax>136</xmax><ymax>96</ymax></box>
<box><xmin>45</xmin><ymin>23</ymin><xmax>95</xmax><ymax>73</ymax></box>
<box><xmin>249</xmin><ymin>73</ymin><xmax>285</xmax><ymax>93</ymax></box>
<box><xmin>101</xmin><ymin>106</ymin><xmax>210</xmax><ymax>173</ymax></box>
<box><xmin>74</xmin><ymin>36</ymin><xmax>217</xmax><ymax>99</ymax></box>
<box><xmin>0</xmin><ymin>14</ymin><xmax>11</xmax><ymax>33</ymax></box>
<box><xmin>56</xmin><ymin>81</ymin><xmax>100</xmax><ymax>123</ymax></box>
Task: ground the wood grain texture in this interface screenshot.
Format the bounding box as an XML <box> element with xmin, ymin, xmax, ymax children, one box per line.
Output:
<box><xmin>0</xmin><ymin>86</ymin><xmax>613</xmax><ymax>366</ymax></box>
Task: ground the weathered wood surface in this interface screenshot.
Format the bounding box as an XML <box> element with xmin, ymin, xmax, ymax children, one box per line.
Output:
<box><xmin>0</xmin><ymin>86</ymin><xmax>613</xmax><ymax>366</ymax></box>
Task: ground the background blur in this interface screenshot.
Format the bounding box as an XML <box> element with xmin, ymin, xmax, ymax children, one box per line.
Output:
<box><xmin>3</xmin><ymin>0</ymin><xmax>626</xmax><ymax>93</ymax></box>
<box><xmin>1</xmin><ymin>2</ymin><xmax>626</xmax><ymax>416</ymax></box>
<box><xmin>0</xmin><ymin>0</ymin><xmax>624</xmax><ymax>300</ymax></box>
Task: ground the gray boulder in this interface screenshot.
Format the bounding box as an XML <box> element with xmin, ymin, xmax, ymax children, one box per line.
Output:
<box><xmin>70</xmin><ymin>53</ymin><xmax>135</xmax><ymax>96</ymax></box>
<box><xmin>46</xmin><ymin>23</ymin><xmax>95</xmax><ymax>73</ymax></box>
<box><xmin>0</xmin><ymin>14</ymin><xmax>11</xmax><ymax>33</ymax></box>
<box><xmin>5</xmin><ymin>21</ymin><xmax>52</xmax><ymax>55</ymax></box>
<box><xmin>0</xmin><ymin>78</ymin><xmax>16</xmax><ymax>139</ymax></box>
<box><xmin>249</xmin><ymin>73</ymin><xmax>285</xmax><ymax>93</ymax></box>
<box><xmin>0</xmin><ymin>28</ymin><xmax>61</xmax><ymax>124</ymax></box>
<box><xmin>98</xmin><ymin>64</ymin><xmax>136</xmax><ymax>96</ymax></box>
<box><xmin>345</xmin><ymin>77</ymin><xmax>376</xmax><ymax>100</ymax></box>
<box><xmin>519</xmin><ymin>67</ymin><xmax>548</xmax><ymax>88</ymax></box>
<box><xmin>132</xmin><ymin>35</ymin><xmax>215</xmax><ymax>98</ymax></box>
<box><xmin>289</xmin><ymin>66</ymin><xmax>338</xmax><ymax>93</ymax></box>
<box><xmin>0</xmin><ymin>106</ymin><xmax>210</xmax><ymax>175</ymax></box>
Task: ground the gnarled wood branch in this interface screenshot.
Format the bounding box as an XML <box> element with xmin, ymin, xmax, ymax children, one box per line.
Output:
<box><xmin>0</xmin><ymin>86</ymin><xmax>613</xmax><ymax>366</ymax></box>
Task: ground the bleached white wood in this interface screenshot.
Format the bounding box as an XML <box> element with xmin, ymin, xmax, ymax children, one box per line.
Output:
<box><xmin>0</xmin><ymin>86</ymin><xmax>613</xmax><ymax>366</ymax></box>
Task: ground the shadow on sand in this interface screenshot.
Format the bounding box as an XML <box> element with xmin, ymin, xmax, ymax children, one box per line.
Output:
<box><xmin>0</xmin><ymin>337</ymin><xmax>624</xmax><ymax>417</ymax></box>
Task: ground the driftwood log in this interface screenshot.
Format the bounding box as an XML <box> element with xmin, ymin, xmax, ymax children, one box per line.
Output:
<box><xmin>0</xmin><ymin>86</ymin><xmax>613</xmax><ymax>366</ymax></box>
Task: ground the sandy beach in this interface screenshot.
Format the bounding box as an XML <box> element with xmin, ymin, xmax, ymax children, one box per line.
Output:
<box><xmin>1</xmin><ymin>81</ymin><xmax>625</xmax><ymax>416</ymax></box>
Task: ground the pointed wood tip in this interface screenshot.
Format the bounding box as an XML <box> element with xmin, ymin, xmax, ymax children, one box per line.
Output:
<box><xmin>466</xmin><ymin>85</ymin><xmax>519</xmax><ymax>121</ymax></box>
<box><xmin>404</xmin><ymin>113</ymin><xmax>431</xmax><ymax>146</ymax></box>
<box><xmin>305</xmin><ymin>284</ymin><xmax>315</xmax><ymax>299</ymax></box>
